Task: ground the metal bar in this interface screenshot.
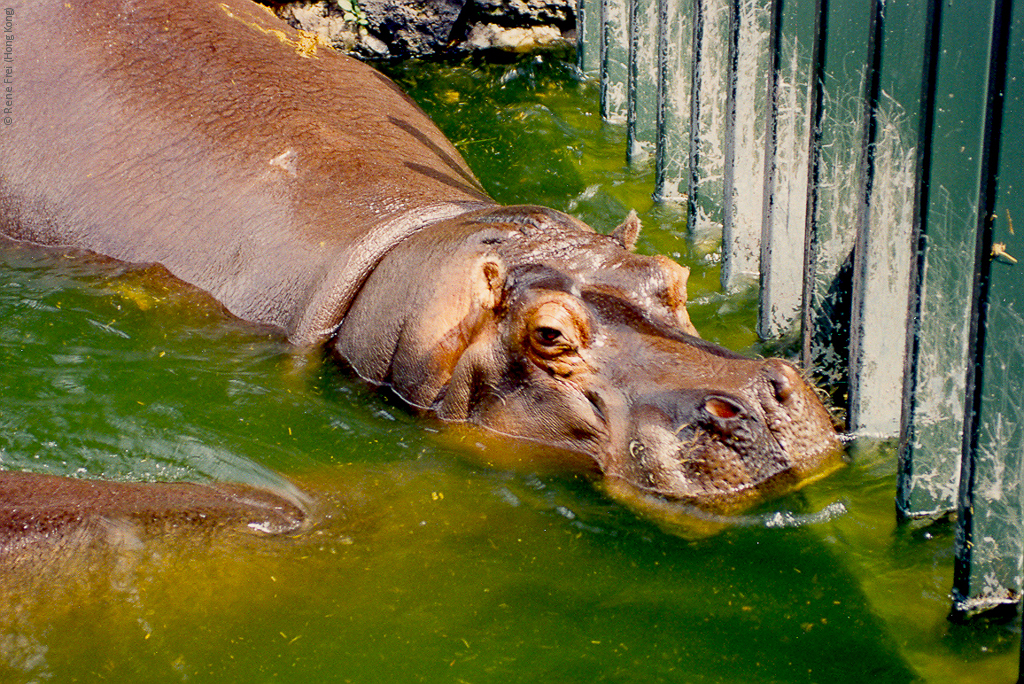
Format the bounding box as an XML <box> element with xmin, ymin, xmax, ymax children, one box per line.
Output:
<box><xmin>686</xmin><ymin>0</ymin><xmax>705</xmax><ymax>230</ymax></box>
<box><xmin>721</xmin><ymin>0</ymin><xmax>741</xmax><ymax>248</ymax></box>
<box><xmin>577</xmin><ymin>0</ymin><xmax>587</xmax><ymax>72</ymax></box>
<box><xmin>897</xmin><ymin>0</ymin><xmax>944</xmax><ymax>519</ymax></box>
<box><xmin>951</xmin><ymin>0</ymin><xmax>1015</xmax><ymax>620</ymax></box>
<box><xmin>721</xmin><ymin>0</ymin><xmax>770</xmax><ymax>291</ymax></box>
<box><xmin>627</xmin><ymin>0</ymin><xmax>640</xmax><ymax>163</ymax></box>
<box><xmin>799</xmin><ymin>0</ymin><xmax>828</xmax><ymax>371</ymax></box>
<box><xmin>654</xmin><ymin>0</ymin><xmax>669</xmax><ymax>200</ymax></box>
<box><xmin>758</xmin><ymin>0</ymin><xmax>784</xmax><ymax>332</ymax></box>
<box><xmin>600</xmin><ymin>0</ymin><xmax>610</xmax><ymax>117</ymax></box>
<box><xmin>758</xmin><ymin>0</ymin><xmax>816</xmax><ymax>340</ymax></box>
<box><xmin>845</xmin><ymin>0</ymin><xmax>887</xmax><ymax>434</ymax></box>
<box><xmin>898</xmin><ymin>0</ymin><xmax>998</xmax><ymax>521</ymax></box>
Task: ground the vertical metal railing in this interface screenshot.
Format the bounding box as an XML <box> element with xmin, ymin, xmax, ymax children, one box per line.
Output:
<box><xmin>759</xmin><ymin>0</ymin><xmax>813</xmax><ymax>339</ymax></box>
<box><xmin>950</xmin><ymin>0</ymin><xmax>1018</xmax><ymax>620</ymax></box>
<box><xmin>845</xmin><ymin>0</ymin><xmax>885</xmax><ymax>432</ymax></box>
<box><xmin>897</xmin><ymin>0</ymin><xmax>943</xmax><ymax>520</ymax></box>
<box><xmin>577</xmin><ymin>0</ymin><xmax>1024</xmax><ymax>646</ymax></box>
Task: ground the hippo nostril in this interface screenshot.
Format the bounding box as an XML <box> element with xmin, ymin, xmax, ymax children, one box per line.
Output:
<box><xmin>704</xmin><ymin>396</ymin><xmax>743</xmax><ymax>420</ymax></box>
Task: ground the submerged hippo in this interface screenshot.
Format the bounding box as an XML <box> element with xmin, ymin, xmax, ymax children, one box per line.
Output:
<box><xmin>0</xmin><ymin>0</ymin><xmax>840</xmax><ymax>532</ymax></box>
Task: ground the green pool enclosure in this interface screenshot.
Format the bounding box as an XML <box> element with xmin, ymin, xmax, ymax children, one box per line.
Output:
<box><xmin>576</xmin><ymin>0</ymin><xmax>1024</xmax><ymax>655</ymax></box>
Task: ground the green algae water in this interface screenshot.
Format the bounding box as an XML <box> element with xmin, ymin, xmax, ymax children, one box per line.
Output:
<box><xmin>0</xmin><ymin>52</ymin><xmax>1017</xmax><ymax>683</ymax></box>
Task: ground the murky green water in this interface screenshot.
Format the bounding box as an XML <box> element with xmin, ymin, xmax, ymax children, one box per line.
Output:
<box><xmin>0</xmin><ymin>52</ymin><xmax>1018</xmax><ymax>683</ymax></box>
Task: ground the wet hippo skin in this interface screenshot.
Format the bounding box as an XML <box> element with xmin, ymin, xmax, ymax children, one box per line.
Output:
<box><xmin>0</xmin><ymin>0</ymin><xmax>842</xmax><ymax>544</ymax></box>
<box><xmin>0</xmin><ymin>472</ymin><xmax>308</xmax><ymax>549</ymax></box>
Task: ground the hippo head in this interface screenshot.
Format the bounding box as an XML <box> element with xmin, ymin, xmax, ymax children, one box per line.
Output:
<box><xmin>334</xmin><ymin>206</ymin><xmax>842</xmax><ymax>511</ymax></box>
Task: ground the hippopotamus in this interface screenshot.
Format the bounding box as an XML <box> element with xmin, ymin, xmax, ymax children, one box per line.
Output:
<box><xmin>0</xmin><ymin>0</ymin><xmax>840</xmax><ymax>536</ymax></box>
<box><xmin>0</xmin><ymin>472</ymin><xmax>308</xmax><ymax>555</ymax></box>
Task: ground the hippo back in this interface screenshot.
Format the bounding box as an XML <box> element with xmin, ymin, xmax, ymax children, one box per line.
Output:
<box><xmin>0</xmin><ymin>0</ymin><xmax>493</xmax><ymax>343</ymax></box>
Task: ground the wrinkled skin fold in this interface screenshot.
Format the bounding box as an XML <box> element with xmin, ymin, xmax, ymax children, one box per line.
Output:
<box><xmin>0</xmin><ymin>0</ymin><xmax>841</xmax><ymax>535</ymax></box>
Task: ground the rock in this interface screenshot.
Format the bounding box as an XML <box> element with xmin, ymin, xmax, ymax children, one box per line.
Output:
<box><xmin>463</xmin><ymin>23</ymin><xmax>570</xmax><ymax>53</ymax></box>
<box><xmin>360</xmin><ymin>0</ymin><xmax>468</xmax><ymax>57</ymax></box>
<box><xmin>270</xmin><ymin>0</ymin><xmax>576</xmax><ymax>58</ymax></box>
<box><xmin>472</xmin><ymin>0</ymin><xmax>574</xmax><ymax>29</ymax></box>
<box><xmin>358</xmin><ymin>32</ymin><xmax>391</xmax><ymax>58</ymax></box>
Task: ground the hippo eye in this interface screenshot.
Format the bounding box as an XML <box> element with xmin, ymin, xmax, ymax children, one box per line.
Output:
<box><xmin>535</xmin><ymin>326</ymin><xmax>563</xmax><ymax>345</ymax></box>
<box><xmin>526</xmin><ymin>301</ymin><xmax>586</xmax><ymax>368</ymax></box>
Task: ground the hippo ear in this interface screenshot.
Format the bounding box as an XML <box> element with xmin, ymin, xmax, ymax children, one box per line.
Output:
<box><xmin>611</xmin><ymin>210</ymin><xmax>642</xmax><ymax>252</ymax></box>
<box><xmin>474</xmin><ymin>257</ymin><xmax>507</xmax><ymax>311</ymax></box>
<box><xmin>655</xmin><ymin>255</ymin><xmax>700</xmax><ymax>337</ymax></box>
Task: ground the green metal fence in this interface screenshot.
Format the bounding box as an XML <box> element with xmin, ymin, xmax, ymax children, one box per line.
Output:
<box><xmin>577</xmin><ymin>0</ymin><xmax>1024</xmax><ymax>647</ymax></box>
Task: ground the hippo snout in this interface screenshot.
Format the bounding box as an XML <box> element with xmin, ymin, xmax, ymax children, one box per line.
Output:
<box><xmin>614</xmin><ymin>359</ymin><xmax>841</xmax><ymax>509</ymax></box>
<box><xmin>700</xmin><ymin>360</ymin><xmax>815</xmax><ymax>445</ymax></box>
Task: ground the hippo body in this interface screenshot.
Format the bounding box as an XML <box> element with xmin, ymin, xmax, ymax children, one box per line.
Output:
<box><xmin>0</xmin><ymin>0</ymin><xmax>840</xmax><ymax>537</ymax></box>
<box><xmin>0</xmin><ymin>472</ymin><xmax>308</xmax><ymax>555</ymax></box>
<box><xmin>1</xmin><ymin>0</ymin><xmax>490</xmax><ymax>344</ymax></box>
